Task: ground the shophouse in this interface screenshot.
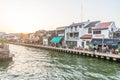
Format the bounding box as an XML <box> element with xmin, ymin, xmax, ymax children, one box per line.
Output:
<box><xmin>80</xmin><ymin>21</ymin><xmax>100</xmax><ymax>48</ymax></box>
<box><xmin>50</xmin><ymin>26</ymin><xmax>68</xmax><ymax>47</ymax></box>
<box><xmin>91</xmin><ymin>22</ymin><xmax>119</xmax><ymax>52</ymax></box>
<box><xmin>64</xmin><ymin>21</ymin><xmax>90</xmax><ymax>48</ymax></box>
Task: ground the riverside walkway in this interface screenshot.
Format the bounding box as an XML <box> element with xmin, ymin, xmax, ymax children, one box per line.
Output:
<box><xmin>9</xmin><ymin>42</ymin><xmax>120</xmax><ymax>62</ymax></box>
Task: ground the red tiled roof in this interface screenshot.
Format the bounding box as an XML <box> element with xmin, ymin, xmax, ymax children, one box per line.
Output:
<box><xmin>93</xmin><ymin>22</ymin><xmax>112</xmax><ymax>30</ymax></box>
<box><xmin>80</xmin><ymin>34</ymin><xmax>92</xmax><ymax>39</ymax></box>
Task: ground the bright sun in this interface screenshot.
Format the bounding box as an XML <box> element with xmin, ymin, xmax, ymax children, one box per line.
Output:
<box><xmin>12</xmin><ymin>13</ymin><xmax>36</xmax><ymax>33</ymax></box>
<box><xmin>14</xmin><ymin>19</ymin><xmax>36</xmax><ymax>33</ymax></box>
<box><xmin>16</xmin><ymin>26</ymin><xmax>35</xmax><ymax>33</ymax></box>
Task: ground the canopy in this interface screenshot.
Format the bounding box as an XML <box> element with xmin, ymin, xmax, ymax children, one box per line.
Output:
<box><xmin>104</xmin><ymin>39</ymin><xmax>120</xmax><ymax>45</ymax></box>
<box><xmin>91</xmin><ymin>39</ymin><xmax>120</xmax><ymax>45</ymax></box>
<box><xmin>50</xmin><ymin>37</ymin><xmax>62</xmax><ymax>43</ymax></box>
<box><xmin>91</xmin><ymin>39</ymin><xmax>102</xmax><ymax>45</ymax></box>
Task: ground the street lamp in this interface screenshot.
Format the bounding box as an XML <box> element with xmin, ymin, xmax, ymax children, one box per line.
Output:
<box><xmin>102</xmin><ymin>35</ymin><xmax>104</xmax><ymax>53</ymax></box>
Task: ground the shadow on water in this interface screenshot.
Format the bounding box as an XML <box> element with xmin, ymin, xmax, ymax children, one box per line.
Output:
<box><xmin>0</xmin><ymin>60</ymin><xmax>13</xmax><ymax>71</ymax></box>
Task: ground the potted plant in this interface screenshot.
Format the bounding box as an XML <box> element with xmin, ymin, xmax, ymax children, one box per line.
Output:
<box><xmin>89</xmin><ymin>44</ymin><xmax>93</xmax><ymax>51</ymax></box>
<box><xmin>118</xmin><ymin>45</ymin><xmax>120</xmax><ymax>55</ymax></box>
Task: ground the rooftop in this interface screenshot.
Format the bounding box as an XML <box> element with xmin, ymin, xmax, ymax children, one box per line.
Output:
<box><xmin>68</xmin><ymin>22</ymin><xmax>84</xmax><ymax>27</ymax></box>
<box><xmin>84</xmin><ymin>21</ymin><xmax>100</xmax><ymax>28</ymax></box>
<box><xmin>80</xmin><ymin>34</ymin><xmax>92</xmax><ymax>39</ymax></box>
<box><xmin>93</xmin><ymin>22</ymin><xmax>113</xmax><ymax>30</ymax></box>
<box><xmin>56</xmin><ymin>26</ymin><xmax>68</xmax><ymax>30</ymax></box>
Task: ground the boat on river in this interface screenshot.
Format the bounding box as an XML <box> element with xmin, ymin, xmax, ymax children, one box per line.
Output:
<box><xmin>0</xmin><ymin>43</ymin><xmax>14</xmax><ymax>60</ymax></box>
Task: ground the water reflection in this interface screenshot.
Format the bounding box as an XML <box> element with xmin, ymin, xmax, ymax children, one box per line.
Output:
<box><xmin>0</xmin><ymin>60</ymin><xmax>13</xmax><ymax>71</ymax></box>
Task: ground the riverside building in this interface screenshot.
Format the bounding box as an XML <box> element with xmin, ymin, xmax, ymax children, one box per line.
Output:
<box><xmin>91</xmin><ymin>21</ymin><xmax>119</xmax><ymax>53</ymax></box>
<box><xmin>64</xmin><ymin>20</ymin><xmax>100</xmax><ymax>48</ymax></box>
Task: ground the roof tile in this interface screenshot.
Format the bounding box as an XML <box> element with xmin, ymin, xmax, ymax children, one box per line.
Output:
<box><xmin>93</xmin><ymin>22</ymin><xmax>112</xmax><ymax>30</ymax></box>
<box><xmin>80</xmin><ymin>34</ymin><xmax>92</xmax><ymax>39</ymax></box>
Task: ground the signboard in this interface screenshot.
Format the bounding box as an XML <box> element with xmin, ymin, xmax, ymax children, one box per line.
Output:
<box><xmin>58</xmin><ymin>34</ymin><xmax>64</xmax><ymax>36</ymax></box>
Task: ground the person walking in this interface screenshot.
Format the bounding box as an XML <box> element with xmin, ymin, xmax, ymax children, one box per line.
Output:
<box><xmin>111</xmin><ymin>48</ymin><xmax>114</xmax><ymax>54</ymax></box>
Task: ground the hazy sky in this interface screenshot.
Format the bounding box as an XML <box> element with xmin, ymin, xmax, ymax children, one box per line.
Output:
<box><xmin>0</xmin><ymin>0</ymin><xmax>120</xmax><ymax>33</ymax></box>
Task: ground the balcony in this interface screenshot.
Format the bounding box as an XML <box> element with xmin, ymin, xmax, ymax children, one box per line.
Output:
<box><xmin>66</xmin><ymin>37</ymin><xmax>79</xmax><ymax>41</ymax></box>
<box><xmin>66</xmin><ymin>27</ymin><xmax>79</xmax><ymax>32</ymax></box>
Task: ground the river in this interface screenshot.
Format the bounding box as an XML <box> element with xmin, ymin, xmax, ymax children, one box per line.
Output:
<box><xmin>0</xmin><ymin>44</ymin><xmax>120</xmax><ymax>80</ymax></box>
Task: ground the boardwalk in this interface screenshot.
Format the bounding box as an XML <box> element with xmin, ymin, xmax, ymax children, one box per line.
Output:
<box><xmin>9</xmin><ymin>42</ymin><xmax>120</xmax><ymax>62</ymax></box>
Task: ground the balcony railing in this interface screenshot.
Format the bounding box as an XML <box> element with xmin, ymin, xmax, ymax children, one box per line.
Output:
<box><xmin>66</xmin><ymin>28</ymin><xmax>79</xmax><ymax>32</ymax></box>
<box><xmin>66</xmin><ymin>37</ymin><xmax>79</xmax><ymax>40</ymax></box>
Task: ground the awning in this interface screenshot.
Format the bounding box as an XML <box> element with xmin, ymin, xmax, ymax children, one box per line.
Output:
<box><xmin>91</xmin><ymin>39</ymin><xmax>120</xmax><ymax>45</ymax></box>
<box><xmin>50</xmin><ymin>37</ymin><xmax>62</xmax><ymax>43</ymax></box>
<box><xmin>91</xmin><ymin>39</ymin><xmax>102</xmax><ymax>45</ymax></box>
<box><xmin>80</xmin><ymin>34</ymin><xmax>92</xmax><ymax>39</ymax></box>
<box><xmin>104</xmin><ymin>39</ymin><xmax>120</xmax><ymax>45</ymax></box>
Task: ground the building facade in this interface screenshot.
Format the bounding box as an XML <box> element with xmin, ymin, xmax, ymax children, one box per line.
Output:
<box><xmin>80</xmin><ymin>21</ymin><xmax>100</xmax><ymax>48</ymax></box>
<box><xmin>92</xmin><ymin>22</ymin><xmax>117</xmax><ymax>39</ymax></box>
<box><xmin>65</xmin><ymin>21</ymin><xmax>90</xmax><ymax>48</ymax></box>
<box><xmin>91</xmin><ymin>22</ymin><xmax>118</xmax><ymax>52</ymax></box>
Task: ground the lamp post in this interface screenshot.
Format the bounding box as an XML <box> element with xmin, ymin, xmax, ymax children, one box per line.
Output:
<box><xmin>102</xmin><ymin>35</ymin><xmax>104</xmax><ymax>53</ymax></box>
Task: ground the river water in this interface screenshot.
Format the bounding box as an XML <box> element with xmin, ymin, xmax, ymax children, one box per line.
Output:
<box><xmin>0</xmin><ymin>44</ymin><xmax>120</xmax><ymax>80</ymax></box>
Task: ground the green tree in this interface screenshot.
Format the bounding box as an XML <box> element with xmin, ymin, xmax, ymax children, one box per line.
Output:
<box><xmin>0</xmin><ymin>38</ymin><xmax>7</xmax><ymax>43</ymax></box>
<box><xmin>118</xmin><ymin>44</ymin><xmax>120</xmax><ymax>53</ymax></box>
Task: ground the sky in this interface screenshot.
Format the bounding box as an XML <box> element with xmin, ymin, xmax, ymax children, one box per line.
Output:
<box><xmin>0</xmin><ymin>0</ymin><xmax>120</xmax><ymax>33</ymax></box>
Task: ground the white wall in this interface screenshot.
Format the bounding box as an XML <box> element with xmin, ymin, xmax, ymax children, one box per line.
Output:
<box><xmin>77</xmin><ymin>39</ymin><xmax>82</xmax><ymax>47</ymax></box>
<box><xmin>92</xmin><ymin>22</ymin><xmax>117</xmax><ymax>39</ymax></box>
<box><xmin>102</xmin><ymin>29</ymin><xmax>109</xmax><ymax>38</ymax></box>
<box><xmin>43</xmin><ymin>38</ymin><xmax>48</xmax><ymax>45</ymax></box>
<box><xmin>65</xmin><ymin>29</ymin><xmax>67</xmax><ymax>42</ymax></box>
<box><xmin>79</xmin><ymin>27</ymin><xmax>84</xmax><ymax>38</ymax></box>
<box><xmin>64</xmin><ymin>21</ymin><xmax>91</xmax><ymax>48</ymax></box>
<box><xmin>81</xmin><ymin>39</ymin><xmax>91</xmax><ymax>48</ymax></box>
<box><xmin>108</xmin><ymin>22</ymin><xmax>117</xmax><ymax>32</ymax></box>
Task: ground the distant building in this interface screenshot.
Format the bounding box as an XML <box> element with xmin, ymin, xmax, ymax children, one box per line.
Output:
<box><xmin>34</xmin><ymin>30</ymin><xmax>47</xmax><ymax>44</ymax></box>
<box><xmin>43</xmin><ymin>37</ymin><xmax>48</xmax><ymax>46</ymax></box>
<box><xmin>0</xmin><ymin>32</ymin><xmax>6</xmax><ymax>38</ymax></box>
<box><xmin>35</xmin><ymin>30</ymin><xmax>46</xmax><ymax>36</ymax></box>
<box><xmin>45</xmin><ymin>30</ymin><xmax>57</xmax><ymax>45</ymax></box>
<box><xmin>56</xmin><ymin>26</ymin><xmax>68</xmax><ymax>37</ymax></box>
<box><xmin>55</xmin><ymin>26</ymin><xmax>68</xmax><ymax>47</ymax></box>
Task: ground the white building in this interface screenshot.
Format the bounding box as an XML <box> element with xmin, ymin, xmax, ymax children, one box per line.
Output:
<box><xmin>80</xmin><ymin>21</ymin><xmax>100</xmax><ymax>48</ymax></box>
<box><xmin>29</xmin><ymin>33</ymin><xmax>35</xmax><ymax>40</ymax></box>
<box><xmin>63</xmin><ymin>21</ymin><xmax>118</xmax><ymax>49</ymax></box>
<box><xmin>65</xmin><ymin>21</ymin><xmax>90</xmax><ymax>48</ymax></box>
<box><xmin>43</xmin><ymin>37</ymin><xmax>48</xmax><ymax>46</ymax></box>
<box><xmin>91</xmin><ymin>22</ymin><xmax>118</xmax><ymax>51</ymax></box>
<box><xmin>29</xmin><ymin>33</ymin><xmax>39</xmax><ymax>43</ymax></box>
<box><xmin>92</xmin><ymin>22</ymin><xmax>117</xmax><ymax>39</ymax></box>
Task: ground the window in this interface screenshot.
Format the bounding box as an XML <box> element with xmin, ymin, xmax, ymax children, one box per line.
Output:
<box><xmin>75</xmin><ymin>26</ymin><xmax>77</xmax><ymax>31</ymax></box>
<box><xmin>111</xmin><ymin>28</ymin><xmax>113</xmax><ymax>32</ymax></box>
<box><xmin>86</xmin><ymin>41</ymin><xmax>90</xmax><ymax>45</ymax></box>
<box><xmin>71</xmin><ymin>27</ymin><xmax>73</xmax><ymax>31</ymax></box>
<box><xmin>79</xmin><ymin>25</ymin><xmax>82</xmax><ymax>28</ymax></box>
<box><xmin>66</xmin><ymin>33</ymin><xmax>69</xmax><ymax>39</ymax></box>
<box><xmin>93</xmin><ymin>31</ymin><xmax>101</xmax><ymax>34</ymax></box>
<box><xmin>82</xmin><ymin>24</ymin><xmax>85</xmax><ymax>26</ymax></box>
<box><xmin>88</xmin><ymin>28</ymin><xmax>92</xmax><ymax>33</ymax></box>
<box><xmin>74</xmin><ymin>32</ymin><xmax>79</xmax><ymax>37</ymax></box>
<box><xmin>70</xmin><ymin>33</ymin><xmax>73</xmax><ymax>37</ymax></box>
